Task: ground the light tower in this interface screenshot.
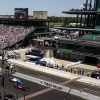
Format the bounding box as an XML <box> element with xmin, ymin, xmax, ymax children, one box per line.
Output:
<box><xmin>0</xmin><ymin>50</ymin><xmax>16</xmax><ymax>100</ymax></box>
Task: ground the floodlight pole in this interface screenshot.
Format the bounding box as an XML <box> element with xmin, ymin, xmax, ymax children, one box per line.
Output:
<box><xmin>1</xmin><ymin>50</ymin><xmax>5</xmax><ymax>100</ymax></box>
<box><xmin>64</xmin><ymin>88</ymin><xmax>71</xmax><ymax>100</ymax></box>
<box><xmin>0</xmin><ymin>50</ymin><xmax>17</xmax><ymax>100</ymax></box>
<box><xmin>1</xmin><ymin>76</ymin><xmax>4</xmax><ymax>100</ymax></box>
<box><xmin>63</xmin><ymin>77</ymin><xmax>81</xmax><ymax>100</ymax></box>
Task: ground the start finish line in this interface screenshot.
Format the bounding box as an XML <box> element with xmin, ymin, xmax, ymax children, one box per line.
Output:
<box><xmin>40</xmin><ymin>81</ymin><xmax>63</xmax><ymax>91</ymax></box>
<box><xmin>13</xmin><ymin>72</ymin><xmax>70</xmax><ymax>92</ymax></box>
<box><xmin>13</xmin><ymin>72</ymin><xmax>100</xmax><ymax>100</ymax></box>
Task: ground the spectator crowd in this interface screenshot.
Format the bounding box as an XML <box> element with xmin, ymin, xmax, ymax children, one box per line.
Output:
<box><xmin>0</xmin><ymin>24</ymin><xmax>34</xmax><ymax>49</ymax></box>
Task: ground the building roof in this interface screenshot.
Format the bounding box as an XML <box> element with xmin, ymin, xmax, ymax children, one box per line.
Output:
<box><xmin>57</xmin><ymin>47</ymin><xmax>100</xmax><ymax>58</ymax></box>
<box><xmin>58</xmin><ymin>39</ymin><xmax>100</xmax><ymax>48</ymax></box>
<box><xmin>55</xmin><ymin>27</ymin><xmax>100</xmax><ymax>33</ymax></box>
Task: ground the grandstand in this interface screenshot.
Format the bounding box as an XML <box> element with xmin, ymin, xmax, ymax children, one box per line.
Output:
<box><xmin>0</xmin><ymin>14</ymin><xmax>50</xmax><ymax>49</ymax></box>
<box><xmin>0</xmin><ymin>24</ymin><xmax>34</xmax><ymax>49</ymax></box>
<box><xmin>53</xmin><ymin>0</ymin><xmax>100</xmax><ymax>66</ymax></box>
<box><xmin>53</xmin><ymin>39</ymin><xmax>100</xmax><ymax>65</ymax></box>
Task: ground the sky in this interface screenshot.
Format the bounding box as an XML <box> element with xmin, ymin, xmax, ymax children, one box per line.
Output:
<box><xmin>0</xmin><ymin>0</ymin><xmax>86</xmax><ymax>16</ymax></box>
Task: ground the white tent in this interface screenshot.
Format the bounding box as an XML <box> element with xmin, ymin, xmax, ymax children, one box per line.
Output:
<box><xmin>66</xmin><ymin>61</ymin><xmax>82</xmax><ymax>68</ymax></box>
<box><xmin>40</xmin><ymin>57</ymin><xmax>56</xmax><ymax>64</ymax></box>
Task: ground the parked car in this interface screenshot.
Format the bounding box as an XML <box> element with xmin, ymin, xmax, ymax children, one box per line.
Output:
<box><xmin>9</xmin><ymin>77</ymin><xmax>23</xmax><ymax>84</ymax></box>
<box><xmin>13</xmin><ymin>83</ymin><xmax>29</xmax><ymax>92</ymax></box>
<box><xmin>35</xmin><ymin>59</ymin><xmax>41</xmax><ymax>65</ymax></box>
<box><xmin>40</xmin><ymin>61</ymin><xmax>47</xmax><ymax>66</ymax></box>
<box><xmin>91</xmin><ymin>70</ymin><xmax>100</xmax><ymax>79</ymax></box>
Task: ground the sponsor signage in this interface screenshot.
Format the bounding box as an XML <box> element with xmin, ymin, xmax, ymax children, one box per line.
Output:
<box><xmin>40</xmin><ymin>81</ymin><xmax>63</xmax><ymax>91</ymax></box>
<box><xmin>14</xmin><ymin>72</ymin><xmax>69</xmax><ymax>93</ymax></box>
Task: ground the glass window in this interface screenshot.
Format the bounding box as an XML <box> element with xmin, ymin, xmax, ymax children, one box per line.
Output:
<box><xmin>96</xmin><ymin>14</ymin><xmax>100</xmax><ymax>26</ymax></box>
<box><xmin>97</xmin><ymin>0</ymin><xmax>100</xmax><ymax>8</ymax></box>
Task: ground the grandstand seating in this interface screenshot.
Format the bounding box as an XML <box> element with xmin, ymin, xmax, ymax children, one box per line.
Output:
<box><xmin>0</xmin><ymin>24</ymin><xmax>34</xmax><ymax>49</ymax></box>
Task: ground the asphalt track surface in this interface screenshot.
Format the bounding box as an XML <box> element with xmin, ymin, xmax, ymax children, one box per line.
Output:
<box><xmin>0</xmin><ymin>65</ymin><xmax>100</xmax><ymax>100</ymax></box>
<box><xmin>16</xmin><ymin>65</ymin><xmax>100</xmax><ymax>97</ymax></box>
<box><xmin>0</xmin><ymin>76</ymin><xmax>85</xmax><ymax>100</ymax></box>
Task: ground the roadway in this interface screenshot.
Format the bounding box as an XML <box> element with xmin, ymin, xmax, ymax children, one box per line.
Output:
<box><xmin>0</xmin><ymin>76</ymin><xmax>85</xmax><ymax>100</ymax></box>
<box><xmin>16</xmin><ymin>65</ymin><xmax>100</xmax><ymax>97</ymax></box>
<box><xmin>0</xmin><ymin>64</ymin><xmax>100</xmax><ymax>100</ymax></box>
